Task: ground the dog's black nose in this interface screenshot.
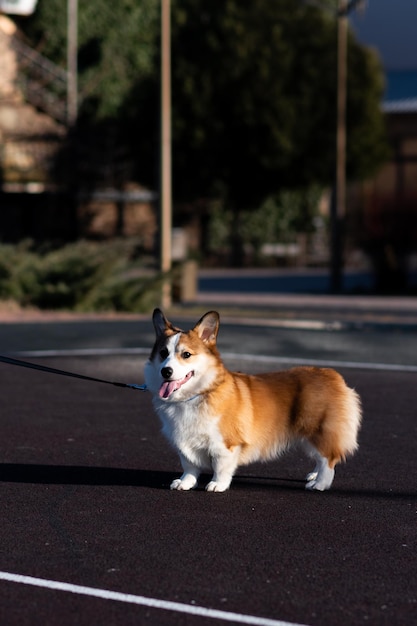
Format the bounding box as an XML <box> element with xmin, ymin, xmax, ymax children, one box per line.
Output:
<box><xmin>161</xmin><ymin>367</ymin><xmax>173</xmax><ymax>380</ymax></box>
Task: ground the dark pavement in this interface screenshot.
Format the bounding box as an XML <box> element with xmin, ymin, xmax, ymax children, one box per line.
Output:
<box><xmin>196</xmin><ymin>268</ymin><xmax>417</xmax><ymax>327</ymax></box>
<box><xmin>197</xmin><ymin>267</ymin><xmax>417</xmax><ymax>296</ymax></box>
<box><xmin>198</xmin><ymin>267</ymin><xmax>376</xmax><ymax>294</ymax></box>
<box><xmin>0</xmin><ymin>306</ymin><xmax>416</xmax><ymax>625</ymax></box>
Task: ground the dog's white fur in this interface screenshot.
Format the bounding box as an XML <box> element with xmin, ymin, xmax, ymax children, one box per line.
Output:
<box><xmin>145</xmin><ymin>309</ymin><xmax>362</xmax><ymax>492</ymax></box>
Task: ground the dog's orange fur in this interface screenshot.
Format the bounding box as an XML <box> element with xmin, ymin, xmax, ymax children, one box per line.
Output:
<box><xmin>182</xmin><ymin>327</ymin><xmax>360</xmax><ymax>469</ymax></box>
<box><xmin>209</xmin><ymin>367</ymin><xmax>358</xmax><ymax>467</ymax></box>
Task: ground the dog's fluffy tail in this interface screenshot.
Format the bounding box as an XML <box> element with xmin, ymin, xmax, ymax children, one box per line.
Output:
<box><xmin>341</xmin><ymin>386</ymin><xmax>362</xmax><ymax>459</ymax></box>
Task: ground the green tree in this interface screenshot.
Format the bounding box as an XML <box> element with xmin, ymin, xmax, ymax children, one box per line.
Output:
<box><xmin>18</xmin><ymin>0</ymin><xmax>388</xmax><ymax>258</ymax></box>
<box><xmin>19</xmin><ymin>0</ymin><xmax>158</xmax><ymax>119</ymax></box>
<box><xmin>164</xmin><ymin>0</ymin><xmax>388</xmax><ymax>205</ymax></box>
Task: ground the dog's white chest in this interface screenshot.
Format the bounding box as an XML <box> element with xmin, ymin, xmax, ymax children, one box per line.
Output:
<box><xmin>155</xmin><ymin>400</ymin><xmax>225</xmax><ymax>469</ymax></box>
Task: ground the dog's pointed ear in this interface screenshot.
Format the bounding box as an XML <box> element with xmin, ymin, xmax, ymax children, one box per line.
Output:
<box><xmin>152</xmin><ymin>308</ymin><xmax>177</xmax><ymax>337</ymax></box>
<box><xmin>194</xmin><ymin>311</ymin><xmax>220</xmax><ymax>344</ymax></box>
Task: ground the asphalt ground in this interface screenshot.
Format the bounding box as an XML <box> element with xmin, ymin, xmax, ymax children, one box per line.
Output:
<box><xmin>0</xmin><ymin>307</ymin><xmax>416</xmax><ymax>626</ymax></box>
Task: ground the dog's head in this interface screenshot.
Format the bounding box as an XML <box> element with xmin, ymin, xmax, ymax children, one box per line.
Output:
<box><xmin>144</xmin><ymin>308</ymin><xmax>221</xmax><ymax>402</ymax></box>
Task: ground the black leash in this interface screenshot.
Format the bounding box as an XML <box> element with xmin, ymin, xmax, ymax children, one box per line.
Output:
<box><xmin>0</xmin><ymin>354</ymin><xmax>147</xmax><ymax>391</ymax></box>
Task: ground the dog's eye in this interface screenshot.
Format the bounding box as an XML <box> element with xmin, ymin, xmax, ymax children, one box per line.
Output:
<box><xmin>159</xmin><ymin>347</ymin><xmax>169</xmax><ymax>359</ymax></box>
<box><xmin>182</xmin><ymin>351</ymin><xmax>192</xmax><ymax>359</ymax></box>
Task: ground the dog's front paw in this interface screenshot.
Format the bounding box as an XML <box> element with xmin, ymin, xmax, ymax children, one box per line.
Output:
<box><xmin>170</xmin><ymin>479</ymin><xmax>185</xmax><ymax>490</ymax></box>
<box><xmin>170</xmin><ymin>476</ymin><xmax>197</xmax><ymax>491</ymax></box>
<box><xmin>205</xmin><ymin>480</ymin><xmax>230</xmax><ymax>493</ymax></box>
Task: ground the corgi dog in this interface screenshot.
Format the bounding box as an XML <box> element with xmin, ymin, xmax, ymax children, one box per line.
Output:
<box><xmin>145</xmin><ymin>309</ymin><xmax>361</xmax><ymax>492</ymax></box>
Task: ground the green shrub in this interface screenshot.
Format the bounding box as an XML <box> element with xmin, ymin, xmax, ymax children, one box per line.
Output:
<box><xmin>0</xmin><ymin>240</ymin><xmax>162</xmax><ymax>312</ymax></box>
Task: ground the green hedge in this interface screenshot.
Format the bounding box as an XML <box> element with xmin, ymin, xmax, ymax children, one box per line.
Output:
<box><xmin>0</xmin><ymin>240</ymin><xmax>164</xmax><ymax>312</ymax></box>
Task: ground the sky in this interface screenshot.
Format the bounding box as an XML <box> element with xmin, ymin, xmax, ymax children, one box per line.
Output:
<box><xmin>350</xmin><ymin>0</ymin><xmax>417</xmax><ymax>70</ymax></box>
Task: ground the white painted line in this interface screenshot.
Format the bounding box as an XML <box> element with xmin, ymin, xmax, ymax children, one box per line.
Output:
<box><xmin>0</xmin><ymin>571</ymin><xmax>308</xmax><ymax>626</ymax></box>
<box><xmin>220</xmin><ymin>317</ymin><xmax>344</xmax><ymax>331</ymax></box>
<box><xmin>224</xmin><ymin>352</ymin><xmax>417</xmax><ymax>373</ymax></box>
<box><xmin>11</xmin><ymin>348</ymin><xmax>417</xmax><ymax>373</ymax></box>
<box><xmin>15</xmin><ymin>347</ymin><xmax>151</xmax><ymax>358</ymax></box>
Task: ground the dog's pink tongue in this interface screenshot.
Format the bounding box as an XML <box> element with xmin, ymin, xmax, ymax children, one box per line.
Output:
<box><xmin>159</xmin><ymin>372</ymin><xmax>192</xmax><ymax>399</ymax></box>
<box><xmin>159</xmin><ymin>380</ymin><xmax>179</xmax><ymax>399</ymax></box>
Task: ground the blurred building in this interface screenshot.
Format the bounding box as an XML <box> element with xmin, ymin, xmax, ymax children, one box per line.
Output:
<box><xmin>350</xmin><ymin>0</ymin><xmax>417</xmax><ymax>289</ymax></box>
<box><xmin>0</xmin><ymin>15</ymin><xmax>156</xmax><ymax>245</ymax></box>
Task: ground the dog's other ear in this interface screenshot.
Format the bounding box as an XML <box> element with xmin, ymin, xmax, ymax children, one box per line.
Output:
<box><xmin>152</xmin><ymin>308</ymin><xmax>175</xmax><ymax>337</ymax></box>
<box><xmin>194</xmin><ymin>311</ymin><xmax>220</xmax><ymax>344</ymax></box>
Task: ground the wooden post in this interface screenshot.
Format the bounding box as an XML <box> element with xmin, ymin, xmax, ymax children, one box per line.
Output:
<box><xmin>331</xmin><ymin>0</ymin><xmax>347</xmax><ymax>292</ymax></box>
<box><xmin>67</xmin><ymin>0</ymin><xmax>78</xmax><ymax>126</ymax></box>
<box><xmin>160</xmin><ymin>0</ymin><xmax>172</xmax><ymax>308</ymax></box>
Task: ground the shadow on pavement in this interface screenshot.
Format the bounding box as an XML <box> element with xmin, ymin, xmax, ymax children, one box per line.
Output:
<box><xmin>1</xmin><ymin>463</ymin><xmax>416</xmax><ymax>500</ymax></box>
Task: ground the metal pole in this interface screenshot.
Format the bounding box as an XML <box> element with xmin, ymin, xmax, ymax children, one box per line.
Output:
<box><xmin>160</xmin><ymin>0</ymin><xmax>172</xmax><ymax>308</ymax></box>
<box><xmin>67</xmin><ymin>0</ymin><xmax>78</xmax><ymax>126</ymax></box>
<box><xmin>330</xmin><ymin>0</ymin><xmax>347</xmax><ymax>292</ymax></box>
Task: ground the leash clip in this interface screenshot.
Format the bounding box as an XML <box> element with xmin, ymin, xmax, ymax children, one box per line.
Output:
<box><xmin>126</xmin><ymin>383</ymin><xmax>148</xmax><ymax>391</ymax></box>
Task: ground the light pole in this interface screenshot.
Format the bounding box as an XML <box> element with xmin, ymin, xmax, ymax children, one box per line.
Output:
<box><xmin>330</xmin><ymin>0</ymin><xmax>366</xmax><ymax>292</ymax></box>
<box><xmin>160</xmin><ymin>0</ymin><xmax>172</xmax><ymax>309</ymax></box>
<box><xmin>330</xmin><ymin>0</ymin><xmax>347</xmax><ymax>292</ymax></box>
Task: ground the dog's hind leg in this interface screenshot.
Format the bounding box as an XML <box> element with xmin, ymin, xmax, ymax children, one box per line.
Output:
<box><xmin>302</xmin><ymin>388</ymin><xmax>361</xmax><ymax>491</ymax></box>
<box><xmin>302</xmin><ymin>440</ymin><xmax>337</xmax><ymax>491</ymax></box>
<box><xmin>305</xmin><ymin>452</ymin><xmax>335</xmax><ymax>491</ymax></box>
<box><xmin>170</xmin><ymin>454</ymin><xmax>200</xmax><ymax>490</ymax></box>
